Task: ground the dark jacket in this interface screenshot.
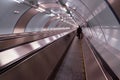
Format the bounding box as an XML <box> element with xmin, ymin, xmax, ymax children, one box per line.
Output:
<box><xmin>77</xmin><ymin>27</ymin><xmax>82</xmax><ymax>34</ymax></box>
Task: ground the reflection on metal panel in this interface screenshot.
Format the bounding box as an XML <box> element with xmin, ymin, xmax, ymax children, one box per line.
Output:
<box><xmin>43</xmin><ymin>16</ymin><xmax>57</xmax><ymax>28</ymax></box>
<box><xmin>44</xmin><ymin>38</ymin><xmax>51</xmax><ymax>44</ymax></box>
<box><xmin>0</xmin><ymin>1</ymin><xmax>30</xmax><ymax>34</ymax></box>
<box><xmin>30</xmin><ymin>42</ymin><xmax>42</xmax><ymax>49</ymax></box>
<box><xmin>25</xmin><ymin>13</ymin><xmax>51</xmax><ymax>32</ymax></box>
<box><xmin>0</xmin><ymin>49</ymin><xmax>19</xmax><ymax>66</ymax></box>
<box><xmin>39</xmin><ymin>3</ymin><xmax>61</xmax><ymax>8</ymax></box>
<box><xmin>48</xmin><ymin>20</ymin><xmax>59</xmax><ymax>28</ymax></box>
<box><xmin>13</xmin><ymin>8</ymin><xmax>39</xmax><ymax>33</ymax></box>
<box><xmin>0</xmin><ymin>30</ymin><xmax>73</xmax><ymax>69</ymax></box>
<box><xmin>51</xmin><ymin>36</ymin><xmax>57</xmax><ymax>40</ymax></box>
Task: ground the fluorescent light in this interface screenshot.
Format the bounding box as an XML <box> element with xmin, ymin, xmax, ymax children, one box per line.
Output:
<box><xmin>49</xmin><ymin>13</ymin><xmax>55</xmax><ymax>16</ymax></box>
<box><xmin>61</xmin><ymin>7</ymin><xmax>67</xmax><ymax>12</ymax></box>
<box><xmin>35</xmin><ymin>7</ymin><xmax>46</xmax><ymax>12</ymax></box>
<box><xmin>13</xmin><ymin>0</ymin><xmax>24</xmax><ymax>3</ymax></box>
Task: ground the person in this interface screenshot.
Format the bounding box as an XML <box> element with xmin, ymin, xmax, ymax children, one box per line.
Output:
<box><xmin>77</xmin><ymin>25</ymin><xmax>83</xmax><ymax>39</ymax></box>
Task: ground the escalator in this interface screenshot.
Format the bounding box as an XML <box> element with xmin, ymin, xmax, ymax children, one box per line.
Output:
<box><xmin>0</xmin><ymin>31</ymin><xmax>113</xmax><ymax>80</ymax></box>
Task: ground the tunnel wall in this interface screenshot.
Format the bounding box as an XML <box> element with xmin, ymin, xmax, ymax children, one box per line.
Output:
<box><xmin>0</xmin><ymin>1</ymin><xmax>71</xmax><ymax>34</ymax></box>
<box><xmin>48</xmin><ymin>20</ymin><xmax>59</xmax><ymax>28</ymax></box>
<box><xmin>81</xmin><ymin>0</ymin><xmax>120</xmax><ymax>78</ymax></box>
<box><xmin>0</xmin><ymin>0</ymin><xmax>30</xmax><ymax>34</ymax></box>
<box><xmin>82</xmin><ymin>0</ymin><xmax>120</xmax><ymax>51</ymax></box>
<box><xmin>25</xmin><ymin>13</ymin><xmax>51</xmax><ymax>32</ymax></box>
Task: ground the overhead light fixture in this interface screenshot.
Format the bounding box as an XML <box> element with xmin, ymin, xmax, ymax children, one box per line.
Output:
<box><xmin>61</xmin><ymin>7</ymin><xmax>67</xmax><ymax>12</ymax></box>
<box><xmin>57</xmin><ymin>16</ymin><xmax>60</xmax><ymax>19</ymax></box>
<box><xmin>49</xmin><ymin>13</ymin><xmax>55</xmax><ymax>17</ymax></box>
<box><xmin>13</xmin><ymin>0</ymin><xmax>24</xmax><ymax>3</ymax></box>
<box><xmin>38</xmin><ymin>2</ymin><xmax>41</xmax><ymax>5</ymax></box>
<box><xmin>65</xmin><ymin>2</ymin><xmax>69</xmax><ymax>7</ymax></box>
<box><xmin>14</xmin><ymin>10</ymin><xmax>20</xmax><ymax>14</ymax></box>
<box><xmin>35</xmin><ymin>7</ymin><xmax>46</xmax><ymax>12</ymax></box>
<box><xmin>73</xmin><ymin>7</ymin><xmax>76</xmax><ymax>10</ymax></box>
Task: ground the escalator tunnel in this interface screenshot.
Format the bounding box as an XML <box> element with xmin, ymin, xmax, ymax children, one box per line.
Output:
<box><xmin>0</xmin><ymin>0</ymin><xmax>120</xmax><ymax>80</ymax></box>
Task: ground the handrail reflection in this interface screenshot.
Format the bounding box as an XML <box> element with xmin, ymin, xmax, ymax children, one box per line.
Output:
<box><xmin>0</xmin><ymin>30</ymin><xmax>73</xmax><ymax>70</ymax></box>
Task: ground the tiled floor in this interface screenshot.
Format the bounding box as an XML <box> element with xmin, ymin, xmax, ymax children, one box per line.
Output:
<box><xmin>55</xmin><ymin>37</ymin><xmax>85</xmax><ymax>80</ymax></box>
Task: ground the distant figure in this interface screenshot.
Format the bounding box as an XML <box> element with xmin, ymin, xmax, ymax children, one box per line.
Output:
<box><xmin>77</xmin><ymin>26</ymin><xmax>83</xmax><ymax>39</ymax></box>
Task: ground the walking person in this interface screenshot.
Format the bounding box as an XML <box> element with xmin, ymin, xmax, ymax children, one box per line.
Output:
<box><xmin>77</xmin><ymin>25</ymin><xmax>83</xmax><ymax>39</ymax></box>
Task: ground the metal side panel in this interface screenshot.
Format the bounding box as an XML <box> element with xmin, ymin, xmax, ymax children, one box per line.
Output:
<box><xmin>0</xmin><ymin>32</ymin><xmax>75</xmax><ymax>80</ymax></box>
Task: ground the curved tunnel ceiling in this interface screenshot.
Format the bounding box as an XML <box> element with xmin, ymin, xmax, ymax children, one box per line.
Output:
<box><xmin>25</xmin><ymin>0</ymin><xmax>81</xmax><ymax>26</ymax></box>
<box><xmin>34</xmin><ymin>0</ymin><xmax>88</xmax><ymax>25</ymax></box>
<box><xmin>0</xmin><ymin>0</ymin><xmax>103</xmax><ymax>34</ymax></box>
<box><xmin>1</xmin><ymin>0</ymin><xmax>120</xmax><ymax>79</ymax></box>
<box><xmin>18</xmin><ymin>0</ymin><xmax>79</xmax><ymax>30</ymax></box>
